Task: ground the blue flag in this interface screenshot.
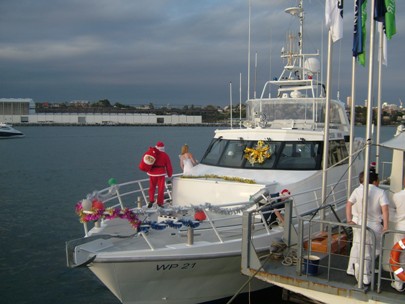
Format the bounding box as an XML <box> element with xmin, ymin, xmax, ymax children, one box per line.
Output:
<box><xmin>353</xmin><ymin>0</ymin><xmax>367</xmax><ymax>65</ymax></box>
<box><xmin>374</xmin><ymin>0</ymin><xmax>387</xmax><ymax>22</ymax></box>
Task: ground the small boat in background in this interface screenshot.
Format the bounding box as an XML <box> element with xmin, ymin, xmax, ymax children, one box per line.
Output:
<box><xmin>0</xmin><ymin>123</ymin><xmax>24</xmax><ymax>138</ymax></box>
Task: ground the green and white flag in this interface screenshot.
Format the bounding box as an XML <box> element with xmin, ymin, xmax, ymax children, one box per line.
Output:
<box><xmin>384</xmin><ymin>0</ymin><xmax>396</xmax><ymax>39</ymax></box>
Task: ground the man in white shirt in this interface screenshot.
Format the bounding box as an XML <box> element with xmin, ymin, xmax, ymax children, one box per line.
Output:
<box><xmin>346</xmin><ymin>171</ymin><xmax>389</xmax><ymax>285</ymax></box>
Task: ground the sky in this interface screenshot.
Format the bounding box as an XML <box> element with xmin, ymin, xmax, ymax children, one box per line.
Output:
<box><xmin>0</xmin><ymin>0</ymin><xmax>404</xmax><ymax>108</ymax></box>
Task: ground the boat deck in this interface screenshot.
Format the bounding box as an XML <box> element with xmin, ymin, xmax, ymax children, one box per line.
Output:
<box><xmin>246</xmin><ymin>252</ymin><xmax>403</xmax><ymax>304</ymax></box>
<box><xmin>240</xmin><ymin>206</ymin><xmax>405</xmax><ymax>304</ymax></box>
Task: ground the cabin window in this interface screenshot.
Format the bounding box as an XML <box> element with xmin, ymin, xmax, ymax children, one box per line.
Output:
<box><xmin>328</xmin><ymin>140</ymin><xmax>349</xmax><ymax>166</ymax></box>
<box><xmin>221</xmin><ymin>141</ymin><xmax>246</xmax><ymax>167</ymax></box>
<box><xmin>201</xmin><ymin>139</ymin><xmax>321</xmax><ymax>170</ymax></box>
<box><xmin>276</xmin><ymin>142</ymin><xmax>320</xmax><ymax>170</ymax></box>
<box><xmin>201</xmin><ymin>138</ymin><xmax>227</xmax><ymax>165</ymax></box>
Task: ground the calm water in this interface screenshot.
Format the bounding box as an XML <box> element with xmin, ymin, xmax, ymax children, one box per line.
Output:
<box><xmin>0</xmin><ymin>125</ymin><xmax>396</xmax><ymax>304</ymax></box>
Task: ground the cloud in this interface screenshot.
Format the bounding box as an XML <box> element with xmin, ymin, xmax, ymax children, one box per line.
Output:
<box><xmin>0</xmin><ymin>0</ymin><xmax>403</xmax><ymax>106</ymax></box>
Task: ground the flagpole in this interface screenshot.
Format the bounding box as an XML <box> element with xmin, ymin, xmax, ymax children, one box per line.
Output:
<box><xmin>247</xmin><ymin>0</ymin><xmax>251</xmax><ymax>101</ymax></box>
<box><xmin>348</xmin><ymin>0</ymin><xmax>358</xmax><ymax>199</ymax></box>
<box><xmin>321</xmin><ymin>28</ymin><xmax>333</xmax><ymax>222</ymax></box>
<box><xmin>239</xmin><ymin>73</ymin><xmax>242</xmax><ymax>128</ymax></box>
<box><xmin>229</xmin><ymin>82</ymin><xmax>233</xmax><ymax>129</ymax></box>
<box><xmin>358</xmin><ymin>0</ymin><xmax>376</xmax><ymax>290</ymax></box>
<box><xmin>376</xmin><ymin>24</ymin><xmax>383</xmax><ymax>173</ymax></box>
<box><xmin>348</xmin><ymin>58</ymin><xmax>356</xmax><ymax>198</ymax></box>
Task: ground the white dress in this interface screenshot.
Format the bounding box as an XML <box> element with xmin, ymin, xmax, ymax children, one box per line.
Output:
<box><xmin>182</xmin><ymin>157</ymin><xmax>194</xmax><ymax>175</ymax></box>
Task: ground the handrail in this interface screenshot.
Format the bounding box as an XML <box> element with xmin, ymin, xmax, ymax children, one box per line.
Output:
<box><xmin>77</xmin><ymin>174</ymin><xmax>357</xmax><ymax>250</ymax></box>
<box><xmin>378</xmin><ymin>229</ymin><xmax>405</xmax><ymax>293</ymax></box>
<box><xmin>298</xmin><ymin>217</ymin><xmax>377</xmax><ymax>290</ymax></box>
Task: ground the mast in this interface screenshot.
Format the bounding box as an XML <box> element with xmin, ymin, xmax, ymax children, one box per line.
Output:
<box><xmin>298</xmin><ymin>0</ymin><xmax>304</xmax><ymax>79</ymax></box>
<box><xmin>247</xmin><ymin>0</ymin><xmax>251</xmax><ymax>100</ymax></box>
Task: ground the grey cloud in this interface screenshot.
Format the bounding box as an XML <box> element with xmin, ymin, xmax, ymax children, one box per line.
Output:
<box><xmin>0</xmin><ymin>0</ymin><xmax>403</xmax><ymax>106</ymax></box>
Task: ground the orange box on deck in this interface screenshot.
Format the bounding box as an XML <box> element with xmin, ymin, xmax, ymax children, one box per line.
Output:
<box><xmin>303</xmin><ymin>233</ymin><xmax>348</xmax><ymax>254</ymax></box>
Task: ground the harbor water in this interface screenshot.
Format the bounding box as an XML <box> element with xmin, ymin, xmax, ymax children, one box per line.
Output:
<box><xmin>0</xmin><ymin>125</ymin><xmax>396</xmax><ymax>304</ymax></box>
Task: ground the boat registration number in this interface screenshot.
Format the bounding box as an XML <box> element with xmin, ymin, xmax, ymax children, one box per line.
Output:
<box><xmin>156</xmin><ymin>262</ymin><xmax>197</xmax><ymax>271</ymax></box>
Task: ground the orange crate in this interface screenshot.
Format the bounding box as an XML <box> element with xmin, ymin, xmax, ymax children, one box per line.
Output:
<box><xmin>303</xmin><ymin>233</ymin><xmax>348</xmax><ymax>254</ymax></box>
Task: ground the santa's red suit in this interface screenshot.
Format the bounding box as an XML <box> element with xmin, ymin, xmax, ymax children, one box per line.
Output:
<box><xmin>147</xmin><ymin>141</ymin><xmax>173</xmax><ymax>206</ymax></box>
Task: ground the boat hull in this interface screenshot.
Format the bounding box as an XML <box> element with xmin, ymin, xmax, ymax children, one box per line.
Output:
<box><xmin>0</xmin><ymin>131</ymin><xmax>24</xmax><ymax>138</ymax></box>
<box><xmin>0</xmin><ymin>123</ymin><xmax>24</xmax><ymax>138</ymax></box>
<box><xmin>89</xmin><ymin>253</ymin><xmax>270</xmax><ymax>304</ymax></box>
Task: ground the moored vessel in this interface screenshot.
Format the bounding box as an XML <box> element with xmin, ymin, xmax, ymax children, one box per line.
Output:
<box><xmin>66</xmin><ymin>2</ymin><xmax>364</xmax><ymax>303</ymax></box>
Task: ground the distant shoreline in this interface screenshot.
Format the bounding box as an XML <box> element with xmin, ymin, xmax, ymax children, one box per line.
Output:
<box><xmin>13</xmin><ymin>123</ymin><xmax>229</xmax><ymax>127</ymax></box>
<box><xmin>12</xmin><ymin>122</ymin><xmax>401</xmax><ymax>127</ymax></box>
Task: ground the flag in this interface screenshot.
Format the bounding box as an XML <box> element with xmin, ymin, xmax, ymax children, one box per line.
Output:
<box><xmin>384</xmin><ymin>0</ymin><xmax>396</xmax><ymax>39</ymax></box>
<box><xmin>353</xmin><ymin>0</ymin><xmax>367</xmax><ymax>66</ymax></box>
<box><xmin>374</xmin><ymin>0</ymin><xmax>396</xmax><ymax>65</ymax></box>
<box><xmin>325</xmin><ymin>0</ymin><xmax>344</xmax><ymax>42</ymax></box>
<box><xmin>374</xmin><ymin>0</ymin><xmax>386</xmax><ymax>22</ymax></box>
<box><xmin>378</xmin><ymin>22</ymin><xmax>388</xmax><ymax>66</ymax></box>
<box><xmin>374</xmin><ymin>0</ymin><xmax>396</xmax><ymax>39</ymax></box>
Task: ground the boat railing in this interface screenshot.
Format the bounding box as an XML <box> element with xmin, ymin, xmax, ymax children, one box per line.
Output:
<box><xmin>97</xmin><ymin>174</ymin><xmax>179</xmax><ymax>208</ymax></box>
<box><xmin>77</xmin><ymin>175</ymin><xmax>281</xmax><ymax>242</ymax></box>
<box><xmin>242</xmin><ymin>203</ymin><xmax>405</xmax><ymax>296</ymax></box>
<box><xmin>297</xmin><ymin>217</ymin><xmax>377</xmax><ymax>289</ymax></box>
<box><xmin>378</xmin><ymin>229</ymin><xmax>405</xmax><ymax>293</ymax></box>
<box><xmin>299</xmin><ymin>219</ymin><xmax>405</xmax><ymax>293</ymax></box>
<box><xmin>77</xmin><ymin>173</ymin><xmax>355</xmax><ymax>248</ymax></box>
<box><xmin>77</xmin><ymin>174</ymin><xmax>180</xmax><ymax>235</ymax></box>
<box><xmin>289</xmin><ymin>177</ymin><xmax>353</xmax><ymax>218</ymax></box>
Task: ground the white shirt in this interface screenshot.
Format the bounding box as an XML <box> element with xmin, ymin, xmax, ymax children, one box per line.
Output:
<box><xmin>348</xmin><ymin>184</ymin><xmax>389</xmax><ymax>226</ymax></box>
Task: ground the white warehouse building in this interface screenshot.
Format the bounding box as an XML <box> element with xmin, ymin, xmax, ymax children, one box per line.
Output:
<box><xmin>0</xmin><ymin>99</ymin><xmax>202</xmax><ymax>125</ymax></box>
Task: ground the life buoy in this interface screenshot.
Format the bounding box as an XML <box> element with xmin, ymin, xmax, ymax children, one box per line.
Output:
<box><xmin>390</xmin><ymin>238</ymin><xmax>405</xmax><ymax>281</ymax></box>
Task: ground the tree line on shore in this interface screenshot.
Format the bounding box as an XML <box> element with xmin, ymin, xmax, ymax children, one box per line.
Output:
<box><xmin>36</xmin><ymin>99</ymin><xmax>404</xmax><ymax>125</ymax></box>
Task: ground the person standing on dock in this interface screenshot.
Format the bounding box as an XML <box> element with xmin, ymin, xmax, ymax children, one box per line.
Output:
<box><xmin>346</xmin><ymin>171</ymin><xmax>390</xmax><ymax>285</ymax></box>
<box><xmin>147</xmin><ymin>141</ymin><xmax>173</xmax><ymax>208</ymax></box>
<box><xmin>391</xmin><ymin>177</ymin><xmax>405</xmax><ymax>292</ymax></box>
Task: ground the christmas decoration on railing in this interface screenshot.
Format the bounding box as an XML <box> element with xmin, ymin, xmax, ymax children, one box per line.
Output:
<box><xmin>244</xmin><ymin>140</ymin><xmax>271</xmax><ymax>165</ymax></box>
<box><xmin>75</xmin><ymin>196</ymin><xmax>256</xmax><ymax>231</ymax></box>
<box><xmin>181</xmin><ymin>174</ymin><xmax>256</xmax><ymax>184</ymax></box>
<box><xmin>137</xmin><ymin>219</ymin><xmax>201</xmax><ymax>232</ymax></box>
<box><xmin>201</xmin><ymin>202</ymin><xmax>255</xmax><ymax>215</ymax></box>
<box><xmin>75</xmin><ymin>199</ymin><xmax>141</xmax><ymax>229</ymax></box>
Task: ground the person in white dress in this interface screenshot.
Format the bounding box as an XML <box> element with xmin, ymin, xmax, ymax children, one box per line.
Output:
<box><xmin>179</xmin><ymin>144</ymin><xmax>197</xmax><ymax>175</ymax></box>
<box><xmin>392</xmin><ymin>177</ymin><xmax>405</xmax><ymax>292</ymax></box>
<box><xmin>346</xmin><ymin>171</ymin><xmax>389</xmax><ymax>285</ymax></box>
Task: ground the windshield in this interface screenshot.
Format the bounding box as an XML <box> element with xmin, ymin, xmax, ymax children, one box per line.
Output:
<box><xmin>201</xmin><ymin>138</ymin><xmax>349</xmax><ymax>170</ymax></box>
<box><xmin>201</xmin><ymin>138</ymin><xmax>323</xmax><ymax>170</ymax></box>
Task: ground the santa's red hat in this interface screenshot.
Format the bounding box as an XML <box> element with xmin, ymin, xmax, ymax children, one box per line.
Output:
<box><xmin>155</xmin><ymin>141</ymin><xmax>165</xmax><ymax>152</ymax></box>
<box><xmin>280</xmin><ymin>189</ymin><xmax>291</xmax><ymax>196</ymax></box>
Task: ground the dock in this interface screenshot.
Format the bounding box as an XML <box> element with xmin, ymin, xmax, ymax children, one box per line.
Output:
<box><xmin>240</xmin><ymin>203</ymin><xmax>405</xmax><ymax>304</ymax></box>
